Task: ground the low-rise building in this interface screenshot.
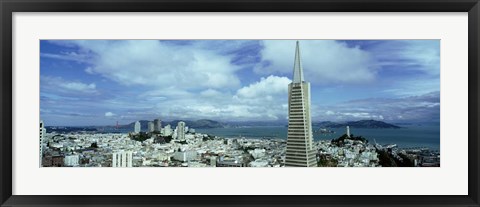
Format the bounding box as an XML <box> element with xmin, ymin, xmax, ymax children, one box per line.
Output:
<box><xmin>112</xmin><ymin>151</ymin><xmax>133</xmax><ymax>167</ymax></box>
<box><xmin>52</xmin><ymin>155</ymin><xmax>65</xmax><ymax>167</ymax></box>
<box><xmin>64</xmin><ymin>154</ymin><xmax>80</xmax><ymax>166</ymax></box>
<box><xmin>173</xmin><ymin>151</ymin><xmax>197</xmax><ymax>162</ymax></box>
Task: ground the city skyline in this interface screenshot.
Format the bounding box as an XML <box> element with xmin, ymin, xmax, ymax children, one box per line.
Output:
<box><xmin>39</xmin><ymin>40</ymin><xmax>440</xmax><ymax>168</ymax></box>
<box><xmin>40</xmin><ymin>40</ymin><xmax>440</xmax><ymax>126</ymax></box>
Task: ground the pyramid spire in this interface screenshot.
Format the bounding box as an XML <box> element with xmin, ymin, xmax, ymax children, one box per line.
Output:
<box><xmin>292</xmin><ymin>41</ymin><xmax>304</xmax><ymax>83</ymax></box>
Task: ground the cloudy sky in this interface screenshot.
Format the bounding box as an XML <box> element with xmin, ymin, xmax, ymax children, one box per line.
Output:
<box><xmin>40</xmin><ymin>40</ymin><xmax>440</xmax><ymax>126</ymax></box>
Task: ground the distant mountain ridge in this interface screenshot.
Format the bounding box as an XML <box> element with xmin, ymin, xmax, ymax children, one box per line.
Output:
<box><xmin>48</xmin><ymin>119</ymin><xmax>401</xmax><ymax>130</ymax></box>
<box><xmin>313</xmin><ymin>120</ymin><xmax>401</xmax><ymax>129</ymax></box>
<box><xmin>118</xmin><ymin>119</ymin><xmax>400</xmax><ymax>129</ymax></box>
<box><xmin>168</xmin><ymin>119</ymin><xmax>225</xmax><ymax>129</ymax></box>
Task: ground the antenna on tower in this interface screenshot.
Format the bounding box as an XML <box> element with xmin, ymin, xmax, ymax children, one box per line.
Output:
<box><xmin>292</xmin><ymin>40</ymin><xmax>304</xmax><ymax>83</ymax></box>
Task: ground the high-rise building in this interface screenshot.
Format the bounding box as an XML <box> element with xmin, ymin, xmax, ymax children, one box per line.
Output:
<box><xmin>285</xmin><ymin>41</ymin><xmax>317</xmax><ymax>167</ymax></box>
<box><xmin>163</xmin><ymin>124</ymin><xmax>172</xmax><ymax>136</ymax></box>
<box><xmin>154</xmin><ymin>119</ymin><xmax>162</xmax><ymax>132</ymax></box>
<box><xmin>134</xmin><ymin>121</ymin><xmax>141</xmax><ymax>133</ymax></box>
<box><xmin>177</xmin><ymin>121</ymin><xmax>186</xmax><ymax>140</ymax></box>
<box><xmin>148</xmin><ymin>121</ymin><xmax>154</xmax><ymax>132</ymax></box>
<box><xmin>112</xmin><ymin>151</ymin><xmax>133</xmax><ymax>167</ymax></box>
<box><xmin>172</xmin><ymin>128</ymin><xmax>178</xmax><ymax>139</ymax></box>
<box><xmin>40</xmin><ymin>120</ymin><xmax>46</xmax><ymax>167</ymax></box>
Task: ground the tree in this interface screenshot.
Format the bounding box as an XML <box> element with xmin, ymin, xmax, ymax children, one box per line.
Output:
<box><xmin>131</xmin><ymin>132</ymin><xmax>150</xmax><ymax>142</ymax></box>
<box><xmin>178</xmin><ymin>140</ymin><xmax>188</xmax><ymax>145</ymax></box>
<box><xmin>377</xmin><ymin>150</ymin><xmax>397</xmax><ymax>167</ymax></box>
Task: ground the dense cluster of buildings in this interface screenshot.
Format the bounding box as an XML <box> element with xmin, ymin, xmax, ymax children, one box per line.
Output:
<box><xmin>376</xmin><ymin>144</ymin><xmax>441</xmax><ymax>167</ymax></box>
<box><xmin>41</xmin><ymin>118</ymin><xmax>438</xmax><ymax>168</ymax></box>
<box><xmin>39</xmin><ymin>119</ymin><xmax>439</xmax><ymax>168</ymax></box>
<box><xmin>317</xmin><ymin>139</ymin><xmax>380</xmax><ymax>167</ymax></box>
<box><xmin>40</xmin><ymin>119</ymin><xmax>288</xmax><ymax>167</ymax></box>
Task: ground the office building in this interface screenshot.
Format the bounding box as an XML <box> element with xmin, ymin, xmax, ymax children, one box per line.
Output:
<box><xmin>177</xmin><ymin>121</ymin><xmax>186</xmax><ymax>140</ymax></box>
<box><xmin>148</xmin><ymin>121</ymin><xmax>154</xmax><ymax>133</ymax></box>
<box><xmin>40</xmin><ymin>120</ymin><xmax>46</xmax><ymax>167</ymax></box>
<box><xmin>285</xmin><ymin>41</ymin><xmax>317</xmax><ymax>167</ymax></box>
<box><xmin>112</xmin><ymin>151</ymin><xmax>133</xmax><ymax>167</ymax></box>
<box><xmin>134</xmin><ymin>121</ymin><xmax>141</xmax><ymax>133</ymax></box>
<box><xmin>154</xmin><ymin>119</ymin><xmax>162</xmax><ymax>132</ymax></box>
<box><xmin>163</xmin><ymin>124</ymin><xmax>172</xmax><ymax>136</ymax></box>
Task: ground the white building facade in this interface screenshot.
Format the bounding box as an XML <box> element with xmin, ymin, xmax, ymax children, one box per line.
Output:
<box><xmin>162</xmin><ymin>124</ymin><xmax>172</xmax><ymax>136</ymax></box>
<box><xmin>134</xmin><ymin>121</ymin><xmax>141</xmax><ymax>133</ymax></box>
<box><xmin>177</xmin><ymin>121</ymin><xmax>186</xmax><ymax>140</ymax></box>
<box><xmin>112</xmin><ymin>151</ymin><xmax>133</xmax><ymax>167</ymax></box>
<box><xmin>285</xmin><ymin>41</ymin><xmax>317</xmax><ymax>167</ymax></box>
<box><xmin>64</xmin><ymin>155</ymin><xmax>80</xmax><ymax>166</ymax></box>
<box><xmin>40</xmin><ymin>120</ymin><xmax>46</xmax><ymax>167</ymax></box>
<box><xmin>173</xmin><ymin>151</ymin><xmax>197</xmax><ymax>162</ymax></box>
<box><xmin>148</xmin><ymin>121</ymin><xmax>154</xmax><ymax>132</ymax></box>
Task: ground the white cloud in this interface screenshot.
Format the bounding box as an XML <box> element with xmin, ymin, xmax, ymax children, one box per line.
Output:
<box><xmin>382</xmin><ymin>77</ymin><xmax>440</xmax><ymax>96</ymax></box>
<box><xmin>256</xmin><ymin>40</ymin><xmax>377</xmax><ymax>84</ymax></box>
<box><xmin>85</xmin><ymin>67</ymin><xmax>94</xmax><ymax>74</ymax></box>
<box><xmin>314</xmin><ymin>91</ymin><xmax>440</xmax><ymax>122</ymax></box>
<box><xmin>41</xmin><ymin>52</ymin><xmax>92</xmax><ymax>63</ymax></box>
<box><xmin>132</xmin><ymin>76</ymin><xmax>293</xmax><ymax>122</ymax></box>
<box><xmin>235</xmin><ymin>75</ymin><xmax>291</xmax><ymax>99</ymax></box>
<box><xmin>41</xmin><ymin>76</ymin><xmax>98</xmax><ymax>94</ymax></box>
<box><xmin>341</xmin><ymin>112</ymin><xmax>384</xmax><ymax>120</ymax></box>
<box><xmin>325</xmin><ymin>110</ymin><xmax>335</xmax><ymax>115</ymax></box>
<box><xmin>41</xmin><ymin>40</ymin><xmax>440</xmax><ymax>125</ymax></box>
<box><xmin>63</xmin><ymin>82</ymin><xmax>96</xmax><ymax>92</ymax></box>
<box><xmin>105</xmin><ymin>112</ymin><xmax>116</xmax><ymax>117</ymax></box>
<box><xmin>200</xmin><ymin>89</ymin><xmax>223</xmax><ymax>97</ymax></box>
<box><xmin>371</xmin><ymin>40</ymin><xmax>440</xmax><ymax>75</ymax></box>
<box><xmin>58</xmin><ymin>40</ymin><xmax>242</xmax><ymax>90</ymax></box>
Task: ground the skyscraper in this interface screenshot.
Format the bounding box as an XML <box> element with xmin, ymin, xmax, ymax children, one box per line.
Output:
<box><xmin>40</xmin><ymin>120</ymin><xmax>46</xmax><ymax>167</ymax></box>
<box><xmin>285</xmin><ymin>41</ymin><xmax>317</xmax><ymax>167</ymax></box>
<box><xmin>154</xmin><ymin>119</ymin><xmax>162</xmax><ymax>132</ymax></box>
<box><xmin>177</xmin><ymin>121</ymin><xmax>186</xmax><ymax>140</ymax></box>
<box><xmin>148</xmin><ymin>121</ymin><xmax>154</xmax><ymax>133</ymax></box>
<box><xmin>134</xmin><ymin>121</ymin><xmax>141</xmax><ymax>133</ymax></box>
<box><xmin>162</xmin><ymin>124</ymin><xmax>172</xmax><ymax>136</ymax></box>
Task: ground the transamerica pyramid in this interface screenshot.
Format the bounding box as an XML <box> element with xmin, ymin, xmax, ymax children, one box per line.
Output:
<box><xmin>285</xmin><ymin>41</ymin><xmax>317</xmax><ymax>167</ymax></box>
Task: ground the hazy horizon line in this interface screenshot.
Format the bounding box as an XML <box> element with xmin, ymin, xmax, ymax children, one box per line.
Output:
<box><xmin>42</xmin><ymin>119</ymin><xmax>440</xmax><ymax>127</ymax></box>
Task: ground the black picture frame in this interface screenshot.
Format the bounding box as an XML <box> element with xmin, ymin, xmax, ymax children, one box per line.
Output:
<box><xmin>1</xmin><ymin>0</ymin><xmax>479</xmax><ymax>206</ymax></box>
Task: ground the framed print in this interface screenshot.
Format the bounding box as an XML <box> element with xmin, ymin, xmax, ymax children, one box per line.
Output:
<box><xmin>1</xmin><ymin>0</ymin><xmax>479</xmax><ymax>206</ymax></box>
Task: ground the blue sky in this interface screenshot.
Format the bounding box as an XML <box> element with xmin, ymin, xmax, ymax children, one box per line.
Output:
<box><xmin>40</xmin><ymin>40</ymin><xmax>440</xmax><ymax>126</ymax></box>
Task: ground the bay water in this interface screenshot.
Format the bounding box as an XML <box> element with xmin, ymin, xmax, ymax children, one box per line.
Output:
<box><xmin>196</xmin><ymin>124</ymin><xmax>440</xmax><ymax>151</ymax></box>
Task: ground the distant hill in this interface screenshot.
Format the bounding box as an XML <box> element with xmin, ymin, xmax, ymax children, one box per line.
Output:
<box><xmin>120</xmin><ymin>119</ymin><xmax>225</xmax><ymax>129</ymax></box>
<box><xmin>167</xmin><ymin>119</ymin><xmax>225</xmax><ymax>129</ymax></box>
<box><xmin>119</xmin><ymin>120</ymin><xmax>150</xmax><ymax>130</ymax></box>
<box><xmin>225</xmin><ymin>121</ymin><xmax>287</xmax><ymax>127</ymax></box>
<box><xmin>313</xmin><ymin>120</ymin><xmax>401</xmax><ymax>129</ymax></box>
<box><xmin>45</xmin><ymin>126</ymin><xmax>97</xmax><ymax>133</ymax></box>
